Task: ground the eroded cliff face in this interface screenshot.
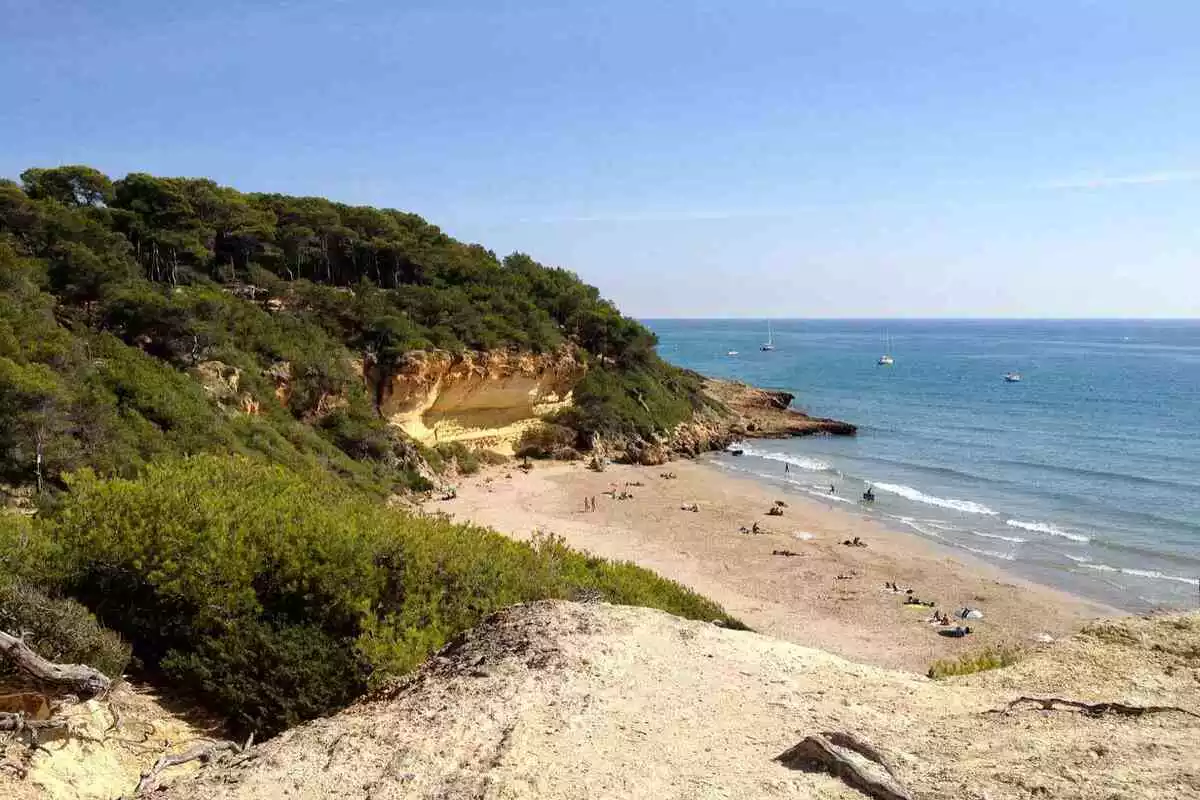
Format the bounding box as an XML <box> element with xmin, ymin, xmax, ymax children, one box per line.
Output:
<box><xmin>369</xmin><ymin>349</ymin><xmax>586</xmax><ymax>453</ymax></box>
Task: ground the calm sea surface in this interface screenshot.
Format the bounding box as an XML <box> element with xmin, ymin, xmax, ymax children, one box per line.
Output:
<box><xmin>647</xmin><ymin>319</ymin><xmax>1200</xmax><ymax>611</ymax></box>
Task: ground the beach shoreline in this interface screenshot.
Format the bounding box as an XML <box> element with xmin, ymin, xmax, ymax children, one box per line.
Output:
<box><xmin>434</xmin><ymin>457</ymin><xmax>1118</xmax><ymax>674</ymax></box>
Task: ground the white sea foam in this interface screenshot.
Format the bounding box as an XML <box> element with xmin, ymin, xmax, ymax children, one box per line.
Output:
<box><xmin>1118</xmin><ymin>568</ymin><xmax>1200</xmax><ymax>587</ymax></box>
<box><xmin>959</xmin><ymin>544</ymin><xmax>1017</xmax><ymax>561</ymax></box>
<box><xmin>970</xmin><ymin>530</ymin><xmax>1027</xmax><ymax>544</ymax></box>
<box><xmin>1005</xmin><ymin>519</ymin><xmax>1090</xmax><ymax>543</ymax></box>
<box><xmin>1062</xmin><ymin>552</ymin><xmax>1092</xmax><ymax>564</ymax></box>
<box><xmin>804</xmin><ymin>488</ymin><xmax>857</xmax><ymax>505</ymax></box>
<box><xmin>872</xmin><ymin>483</ymin><xmax>998</xmax><ymax>516</ymax></box>
<box><xmin>737</xmin><ymin>445</ymin><xmax>832</xmax><ymax>472</ymax></box>
<box><xmin>892</xmin><ymin>516</ymin><xmax>944</xmax><ymax>539</ymax></box>
<box><xmin>1081</xmin><ymin>562</ymin><xmax>1200</xmax><ymax>586</ymax></box>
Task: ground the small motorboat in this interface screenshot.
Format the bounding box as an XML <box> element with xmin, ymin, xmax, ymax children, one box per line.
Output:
<box><xmin>877</xmin><ymin>354</ymin><xmax>894</xmax><ymax>366</ymax></box>
<box><xmin>726</xmin><ymin>350</ymin><xmax>739</xmax><ymax>356</ymax></box>
<box><xmin>1004</xmin><ymin>372</ymin><xmax>1022</xmax><ymax>383</ymax></box>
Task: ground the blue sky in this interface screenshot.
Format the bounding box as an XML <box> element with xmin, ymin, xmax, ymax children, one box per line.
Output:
<box><xmin>2</xmin><ymin>0</ymin><xmax>1198</xmax><ymax>317</ymax></box>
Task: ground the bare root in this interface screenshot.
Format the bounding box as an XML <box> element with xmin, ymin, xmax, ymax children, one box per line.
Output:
<box><xmin>992</xmin><ymin>696</ymin><xmax>1200</xmax><ymax>719</ymax></box>
<box><xmin>134</xmin><ymin>739</ymin><xmax>243</xmax><ymax>795</ymax></box>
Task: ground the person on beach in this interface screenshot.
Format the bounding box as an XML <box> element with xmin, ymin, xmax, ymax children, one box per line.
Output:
<box><xmin>784</xmin><ymin>463</ymin><xmax>789</xmax><ymax>475</ymax></box>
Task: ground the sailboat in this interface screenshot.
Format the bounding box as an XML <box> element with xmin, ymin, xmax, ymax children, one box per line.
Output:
<box><xmin>760</xmin><ymin>321</ymin><xmax>776</xmax><ymax>351</ymax></box>
<box><xmin>877</xmin><ymin>330</ymin><xmax>894</xmax><ymax>366</ymax></box>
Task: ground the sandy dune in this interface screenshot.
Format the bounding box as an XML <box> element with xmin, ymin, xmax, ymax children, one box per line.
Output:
<box><xmin>158</xmin><ymin>601</ymin><xmax>1200</xmax><ymax>800</ymax></box>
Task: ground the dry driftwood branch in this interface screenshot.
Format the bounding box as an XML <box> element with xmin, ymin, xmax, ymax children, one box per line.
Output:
<box><xmin>993</xmin><ymin>696</ymin><xmax>1200</xmax><ymax>719</ymax></box>
<box><xmin>0</xmin><ymin>629</ymin><xmax>112</xmax><ymax>698</ymax></box>
<box><xmin>135</xmin><ymin>739</ymin><xmax>241</xmax><ymax>795</ymax></box>
<box><xmin>0</xmin><ymin>711</ymin><xmax>68</xmax><ymax>733</ymax></box>
<box><xmin>776</xmin><ymin>731</ymin><xmax>913</xmax><ymax>800</ymax></box>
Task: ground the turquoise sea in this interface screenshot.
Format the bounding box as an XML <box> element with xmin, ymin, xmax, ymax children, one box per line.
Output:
<box><xmin>647</xmin><ymin>319</ymin><xmax>1200</xmax><ymax>611</ymax></box>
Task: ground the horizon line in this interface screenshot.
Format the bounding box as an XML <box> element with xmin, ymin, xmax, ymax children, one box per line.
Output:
<box><xmin>636</xmin><ymin>316</ymin><xmax>1200</xmax><ymax>322</ymax></box>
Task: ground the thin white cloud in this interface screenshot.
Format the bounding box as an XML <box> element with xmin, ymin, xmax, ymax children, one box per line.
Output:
<box><xmin>1041</xmin><ymin>170</ymin><xmax>1200</xmax><ymax>190</ymax></box>
<box><xmin>517</xmin><ymin>209</ymin><xmax>794</xmax><ymax>224</ymax></box>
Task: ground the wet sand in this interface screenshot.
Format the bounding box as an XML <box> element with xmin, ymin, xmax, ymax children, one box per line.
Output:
<box><xmin>436</xmin><ymin>458</ymin><xmax>1118</xmax><ymax>673</ymax></box>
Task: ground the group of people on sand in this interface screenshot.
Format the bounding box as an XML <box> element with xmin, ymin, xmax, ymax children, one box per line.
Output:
<box><xmin>583</xmin><ymin>496</ymin><xmax>599</xmax><ymax>512</ymax></box>
<box><xmin>884</xmin><ymin>581</ymin><xmax>976</xmax><ymax>637</ymax></box>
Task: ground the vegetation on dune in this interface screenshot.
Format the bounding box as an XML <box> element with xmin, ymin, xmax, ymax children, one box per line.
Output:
<box><xmin>0</xmin><ymin>455</ymin><xmax>739</xmax><ymax>737</ymax></box>
<box><xmin>927</xmin><ymin>646</ymin><xmax>1023</xmax><ymax>679</ymax></box>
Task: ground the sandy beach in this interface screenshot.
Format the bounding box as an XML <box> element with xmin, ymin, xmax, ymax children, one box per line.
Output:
<box><xmin>436</xmin><ymin>457</ymin><xmax>1117</xmax><ymax>673</ymax></box>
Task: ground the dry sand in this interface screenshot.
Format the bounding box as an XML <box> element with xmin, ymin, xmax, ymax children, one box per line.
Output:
<box><xmin>438</xmin><ymin>458</ymin><xmax>1115</xmax><ymax>673</ymax></box>
<box><xmin>158</xmin><ymin>601</ymin><xmax>1200</xmax><ymax>800</ymax></box>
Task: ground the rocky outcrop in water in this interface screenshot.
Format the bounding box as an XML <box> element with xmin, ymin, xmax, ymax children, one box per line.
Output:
<box><xmin>599</xmin><ymin>378</ymin><xmax>856</xmax><ymax>465</ymax></box>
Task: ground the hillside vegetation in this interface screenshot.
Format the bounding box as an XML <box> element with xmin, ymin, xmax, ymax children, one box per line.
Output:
<box><xmin>0</xmin><ymin>165</ymin><xmax>710</xmax><ymax>497</ymax></box>
<box><xmin>0</xmin><ymin>167</ymin><xmax>737</xmax><ymax>740</ymax></box>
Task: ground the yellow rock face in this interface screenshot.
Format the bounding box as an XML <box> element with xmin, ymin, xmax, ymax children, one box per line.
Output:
<box><xmin>371</xmin><ymin>348</ymin><xmax>586</xmax><ymax>452</ymax></box>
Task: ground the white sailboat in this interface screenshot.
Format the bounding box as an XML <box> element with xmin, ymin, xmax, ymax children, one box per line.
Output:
<box><xmin>760</xmin><ymin>321</ymin><xmax>776</xmax><ymax>351</ymax></box>
<box><xmin>877</xmin><ymin>330</ymin><xmax>894</xmax><ymax>366</ymax></box>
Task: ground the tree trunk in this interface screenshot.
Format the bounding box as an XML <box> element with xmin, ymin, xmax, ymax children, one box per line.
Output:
<box><xmin>0</xmin><ymin>629</ymin><xmax>112</xmax><ymax>698</ymax></box>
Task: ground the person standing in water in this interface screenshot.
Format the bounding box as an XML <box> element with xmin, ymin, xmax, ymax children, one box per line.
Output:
<box><xmin>784</xmin><ymin>462</ymin><xmax>789</xmax><ymax>475</ymax></box>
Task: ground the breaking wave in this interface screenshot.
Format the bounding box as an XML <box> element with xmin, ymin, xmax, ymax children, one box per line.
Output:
<box><xmin>871</xmin><ymin>483</ymin><xmax>998</xmax><ymax>516</ymax></box>
<box><xmin>737</xmin><ymin>445</ymin><xmax>832</xmax><ymax>472</ymax></box>
<box><xmin>1005</xmin><ymin>519</ymin><xmax>1090</xmax><ymax>543</ymax></box>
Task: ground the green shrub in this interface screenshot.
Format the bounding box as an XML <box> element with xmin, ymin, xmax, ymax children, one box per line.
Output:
<box><xmin>42</xmin><ymin>455</ymin><xmax>738</xmax><ymax>736</ymax></box>
<box><xmin>566</xmin><ymin>362</ymin><xmax>710</xmax><ymax>444</ymax></box>
<box><xmin>432</xmin><ymin>441</ymin><xmax>482</xmax><ymax>475</ymax></box>
<box><xmin>927</xmin><ymin>646</ymin><xmax>1023</xmax><ymax>679</ymax></box>
<box><xmin>515</xmin><ymin>423</ymin><xmax>579</xmax><ymax>460</ymax></box>
<box><xmin>0</xmin><ymin>578</ymin><xmax>130</xmax><ymax>680</ymax></box>
<box><xmin>478</xmin><ymin>449</ymin><xmax>508</xmax><ymax>467</ymax></box>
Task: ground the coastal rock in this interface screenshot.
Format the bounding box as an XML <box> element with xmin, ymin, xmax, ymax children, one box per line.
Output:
<box><xmin>704</xmin><ymin>378</ymin><xmax>858</xmax><ymax>439</ymax></box>
<box><xmin>595</xmin><ymin>378</ymin><xmax>856</xmax><ymax>465</ymax></box>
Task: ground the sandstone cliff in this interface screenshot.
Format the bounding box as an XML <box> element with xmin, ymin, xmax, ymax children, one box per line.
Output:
<box><xmin>366</xmin><ymin>349</ymin><xmax>586</xmax><ymax>454</ymax></box>
<box><xmin>151</xmin><ymin>602</ymin><xmax>1199</xmax><ymax>800</ymax></box>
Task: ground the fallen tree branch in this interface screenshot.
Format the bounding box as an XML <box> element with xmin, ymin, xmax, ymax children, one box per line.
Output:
<box><xmin>0</xmin><ymin>711</ymin><xmax>68</xmax><ymax>740</ymax></box>
<box><xmin>776</xmin><ymin>731</ymin><xmax>913</xmax><ymax>800</ymax></box>
<box><xmin>0</xmin><ymin>629</ymin><xmax>111</xmax><ymax>698</ymax></box>
<box><xmin>135</xmin><ymin>739</ymin><xmax>241</xmax><ymax>795</ymax></box>
<box><xmin>991</xmin><ymin>696</ymin><xmax>1200</xmax><ymax>719</ymax></box>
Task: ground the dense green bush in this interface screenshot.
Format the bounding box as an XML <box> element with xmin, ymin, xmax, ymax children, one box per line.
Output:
<box><xmin>564</xmin><ymin>363</ymin><xmax>711</xmax><ymax>443</ymax></box>
<box><xmin>30</xmin><ymin>455</ymin><xmax>737</xmax><ymax>736</ymax></box>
